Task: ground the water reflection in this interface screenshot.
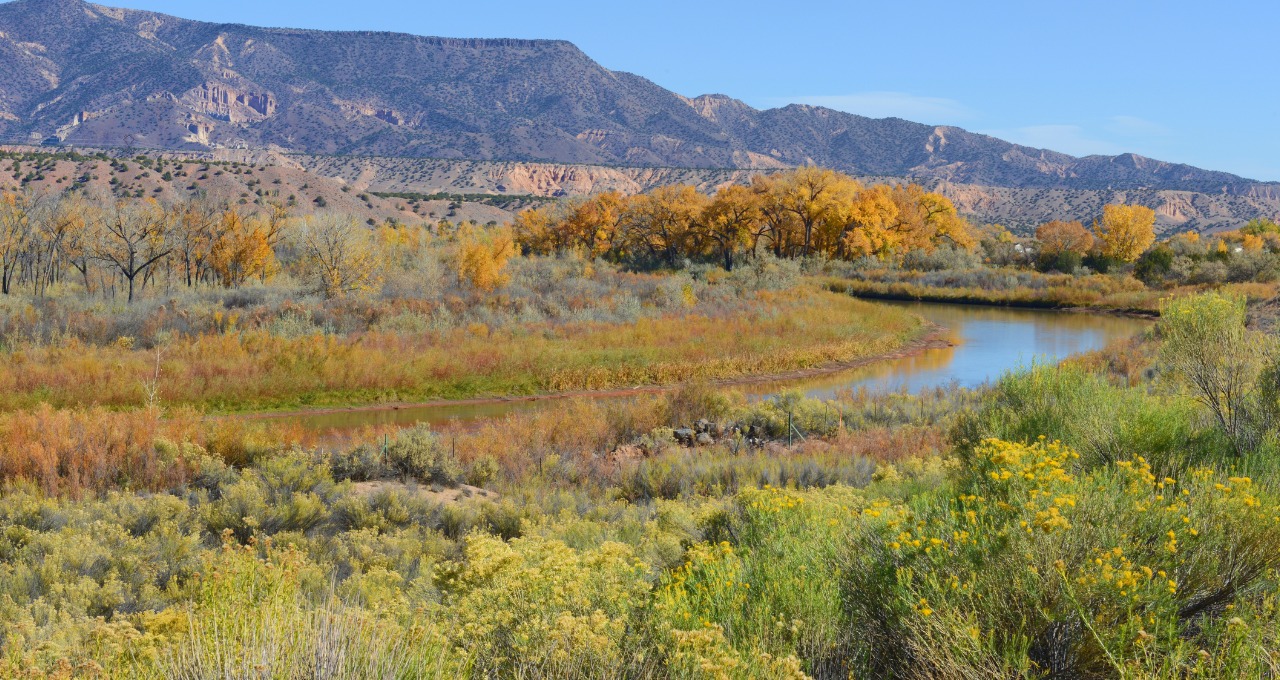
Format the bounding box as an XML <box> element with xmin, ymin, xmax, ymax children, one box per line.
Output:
<box><xmin>794</xmin><ymin>301</ymin><xmax>1150</xmax><ymax>396</ymax></box>
<box><xmin>252</xmin><ymin>301</ymin><xmax>1151</xmax><ymax>434</ymax></box>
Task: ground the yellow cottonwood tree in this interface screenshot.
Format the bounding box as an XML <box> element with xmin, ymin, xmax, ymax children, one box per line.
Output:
<box><xmin>512</xmin><ymin>205</ymin><xmax>557</xmax><ymax>255</ymax></box>
<box><xmin>210</xmin><ymin>210</ymin><xmax>275</xmax><ymax>287</ymax></box>
<box><xmin>699</xmin><ymin>184</ymin><xmax>760</xmax><ymax>270</ymax></box>
<box><xmin>888</xmin><ymin>185</ymin><xmax>976</xmax><ymax>254</ymax></box>
<box><xmin>457</xmin><ymin>225</ymin><xmax>515</xmax><ymax>292</ymax></box>
<box><xmin>840</xmin><ymin>184</ymin><xmax>900</xmax><ymax>259</ymax></box>
<box><xmin>623</xmin><ymin>185</ymin><xmax>707</xmax><ymax>265</ymax></box>
<box><xmin>770</xmin><ymin>167</ymin><xmax>860</xmax><ymax>256</ymax></box>
<box><xmin>1095</xmin><ymin>204</ymin><xmax>1156</xmax><ymax>262</ymax></box>
<box><xmin>562</xmin><ymin>191</ymin><xmax>627</xmax><ymax>258</ymax></box>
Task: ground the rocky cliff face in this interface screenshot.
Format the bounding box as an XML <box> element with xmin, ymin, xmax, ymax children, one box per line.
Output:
<box><xmin>0</xmin><ymin>0</ymin><xmax>1275</xmax><ymax>230</ymax></box>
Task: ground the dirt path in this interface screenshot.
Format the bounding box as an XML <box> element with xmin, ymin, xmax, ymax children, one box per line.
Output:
<box><xmin>235</xmin><ymin>325</ymin><xmax>955</xmax><ymax>423</ymax></box>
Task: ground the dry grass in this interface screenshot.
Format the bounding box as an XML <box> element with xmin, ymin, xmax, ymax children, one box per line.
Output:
<box><xmin>0</xmin><ymin>287</ymin><xmax>924</xmax><ymax>413</ymax></box>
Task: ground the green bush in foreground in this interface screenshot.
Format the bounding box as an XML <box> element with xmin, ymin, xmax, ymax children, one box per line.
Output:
<box><xmin>1159</xmin><ymin>291</ymin><xmax>1274</xmax><ymax>454</ymax></box>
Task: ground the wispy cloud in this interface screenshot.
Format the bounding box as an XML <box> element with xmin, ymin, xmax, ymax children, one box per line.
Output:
<box><xmin>982</xmin><ymin>116</ymin><xmax>1174</xmax><ymax>157</ymax></box>
<box><xmin>782</xmin><ymin>91</ymin><xmax>973</xmax><ymax>123</ymax></box>
<box><xmin>1105</xmin><ymin>115</ymin><xmax>1172</xmax><ymax>137</ymax></box>
<box><xmin>980</xmin><ymin>124</ymin><xmax>1124</xmax><ymax>156</ymax></box>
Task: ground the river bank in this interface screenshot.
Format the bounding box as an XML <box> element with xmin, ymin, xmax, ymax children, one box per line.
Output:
<box><xmin>237</xmin><ymin>300</ymin><xmax>1151</xmax><ymax>435</ymax></box>
<box><xmin>0</xmin><ymin>287</ymin><xmax>927</xmax><ymax>414</ymax></box>
<box><xmin>825</xmin><ymin>274</ymin><xmax>1278</xmax><ymax>317</ymax></box>
<box><xmin>234</xmin><ymin>325</ymin><xmax>955</xmax><ymax>424</ymax></box>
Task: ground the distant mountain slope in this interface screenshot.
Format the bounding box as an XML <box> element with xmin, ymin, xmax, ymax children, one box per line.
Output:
<box><xmin>0</xmin><ymin>0</ymin><xmax>1276</xmax><ymax>231</ymax></box>
<box><xmin>287</xmin><ymin>155</ymin><xmax>1280</xmax><ymax>233</ymax></box>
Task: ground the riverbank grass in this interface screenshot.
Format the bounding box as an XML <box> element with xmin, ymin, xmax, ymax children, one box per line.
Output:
<box><xmin>825</xmin><ymin>271</ymin><xmax>1278</xmax><ymax>314</ymax></box>
<box><xmin>0</xmin><ymin>286</ymin><xmax>925</xmax><ymax>413</ymax></box>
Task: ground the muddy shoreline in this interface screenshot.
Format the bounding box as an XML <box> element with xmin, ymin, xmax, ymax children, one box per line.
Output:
<box><xmin>828</xmin><ymin>284</ymin><xmax>1162</xmax><ymax>319</ymax></box>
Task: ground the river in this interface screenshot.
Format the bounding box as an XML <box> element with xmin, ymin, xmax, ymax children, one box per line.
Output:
<box><xmin>249</xmin><ymin>301</ymin><xmax>1152</xmax><ymax>434</ymax></box>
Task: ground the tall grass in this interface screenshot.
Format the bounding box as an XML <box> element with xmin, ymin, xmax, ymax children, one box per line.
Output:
<box><xmin>0</xmin><ymin>288</ymin><xmax>924</xmax><ymax>412</ymax></box>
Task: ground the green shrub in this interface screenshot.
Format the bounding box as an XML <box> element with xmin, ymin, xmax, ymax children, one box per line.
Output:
<box><xmin>386</xmin><ymin>425</ymin><xmax>461</xmax><ymax>485</ymax></box>
<box><xmin>654</xmin><ymin>485</ymin><xmax>864</xmax><ymax>677</ymax></box>
<box><xmin>1133</xmin><ymin>245</ymin><xmax>1173</xmax><ymax>284</ymax></box>
<box><xmin>952</xmin><ymin>365</ymin><xmax>1214</xmax><ymax>474</ymax></box>
<box><xmin>329</xmin><ymin>443</ymin><xmax>384</xmax><ymax>482</ymax></box>
<box><xmin>1039</xmin><ymin>249</ymin><xmax>1085</xmax><ymax>275</ymax></box>
<box><xmin>463</xmin><ymin>455</ymin><xmax>500</xmax><ymax>487</ymax></box>
<box><xmin>1159</xmin><ymin>291</ymin><xmax>1272</xmax><ymax>454</ymax></box>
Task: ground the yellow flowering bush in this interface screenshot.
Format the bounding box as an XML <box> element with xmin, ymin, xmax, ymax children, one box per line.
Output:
<box><xmin>843</xmin><ymin>438</ymin><xmax>1280</xmax><ymax>678</ymax></box>
<box><xmin>665</xmin><ymin>624</ymin><xmax>810</xmax><ymax>680</ymax></box>
<box><xmin>433</xmin><ymin>533</ymin><xmax>651</xmax><ymax>677</ymax></box>
<box><xmin>165</xmin><ymin>534</ymin><xmax>458</xmax><ymax>678</ymax></box>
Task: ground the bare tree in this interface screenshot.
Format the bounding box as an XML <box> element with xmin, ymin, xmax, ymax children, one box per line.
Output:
<box><xmin>296</xmin><ymin>214</ymin><xmax>378</xmax><ymax>298</ymax></box>
<box><xmin>0</xmin><ymin>190</ymin><xmax>39</xmax><ymax>294</ymax></box>
<box><xmin>95</xmin><ymin>199</ymin><xmax>172</xmax><ymax>303</ymax></box>
<box><xmin>171</xmin><ymin>195</ymin><xmax>221</xmax><ymax>287</ymax></box>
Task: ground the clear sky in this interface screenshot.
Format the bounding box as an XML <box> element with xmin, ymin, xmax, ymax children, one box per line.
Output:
<box><xmin>32</xmin><ymin>0</ymin><xmax>1280</xmax><ymax>180</ymax></box>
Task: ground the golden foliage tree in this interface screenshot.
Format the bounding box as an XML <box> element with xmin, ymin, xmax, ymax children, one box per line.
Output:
<box><xmin>624</xmin><ymin>185</ymin><xmax>707</xmax><ymax>265</ymax></box>
<box><xmin>514</xmin><ymin>193</ymin><xmax>629</xmax><ymax>259</ymax></box>
<box><xmin>512</xmin><ymin>204</ymin><xmax>556</xmax><ymax>255</ymax></box>
<box><xmin>210</xmin><ymin>210</ymin><xmax>276</xmax><ymax>287</ymax></box>
<box><xmin>562</xmin><ymin>192</ymin><xmax>627</xmax><ymax>258</ymax></box>
<box><xmin>699</xmin><ymin>184</ymin><xmax>760</xmax><ymax>270</ymax></box>
<box><xmin>510</xmin><ymin>169</ymin><xmax>979</xmax><ymax>268</ymax></box>
<box><xmin>457</xmin><ymin>225</ymin><xmax>516</xmax><ymax>292</ymax></box>
<box><xmin>761</xmin><ymin>167</ymin><xmax>860</xmax><ymax>256</ymax></box>
<box><xmin>750</xmin><ymin>173</ymin><xmax>800</xmax><ymax>257</ymax></box>
<box><xmin>840</xmin><ymin>185</ymin><xmax>975</xmax><ymax>260</ymax></box>
<box><xmin>839</xmin><ymin>184</ymin><xmax>900</xmax><ymax>259</ymax></box>
<box><xmin>1035</xmin><ymin>220</ymin><xmax>1094</xmax><ymax>256</ymax></box>
<box><xmin>887</xmin><ymin>184</ymin><xmax>976</xmax><ymax>254</ymax></box>
<box><xmin>1095</xmin><ymin>204</ymin><xmax>1156</xmax><ymax>262</ymax></box>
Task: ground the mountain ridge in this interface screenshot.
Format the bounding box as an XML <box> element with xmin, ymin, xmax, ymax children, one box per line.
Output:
<box><xmin>0</xmin><ymin>0</ymin><xmax>1276</xmax><ymax>231</ymax></box>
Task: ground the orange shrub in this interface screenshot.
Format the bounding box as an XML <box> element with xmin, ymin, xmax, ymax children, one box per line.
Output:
<box><xmin>0</xmin><ymin>406</ymin><xmax>201</xmax><ymax>496</ymax></box>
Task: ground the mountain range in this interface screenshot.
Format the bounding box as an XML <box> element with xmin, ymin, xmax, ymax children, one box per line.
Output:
<box><xmin>0</xmin><ymin>0</ymin><xmax>1277</xmax><ymax>231</ymax></box>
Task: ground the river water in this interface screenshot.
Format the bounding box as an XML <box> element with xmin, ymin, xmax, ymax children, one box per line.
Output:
<box><xmin>251</xmin><ymin>301</ymin><xmax>1152</xmax><ymax>434</ymax></box>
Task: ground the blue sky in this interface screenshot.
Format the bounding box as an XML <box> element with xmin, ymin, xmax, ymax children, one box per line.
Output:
<box><xmin>47</xmin><ymin>0</ymin><xmax>1280</xmax><ymax>180</ymax></box>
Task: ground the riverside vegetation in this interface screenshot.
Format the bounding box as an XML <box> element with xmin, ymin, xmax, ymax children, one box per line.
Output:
<box><xmin>3</xmin><ymin>164</ymin><xmax>1280</xmax><ymax>677</ymax></box>
<box><xmin>7</xmin><ymin>291</ymin><xmax>1280</xmax><ymax>678</ymax></box>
